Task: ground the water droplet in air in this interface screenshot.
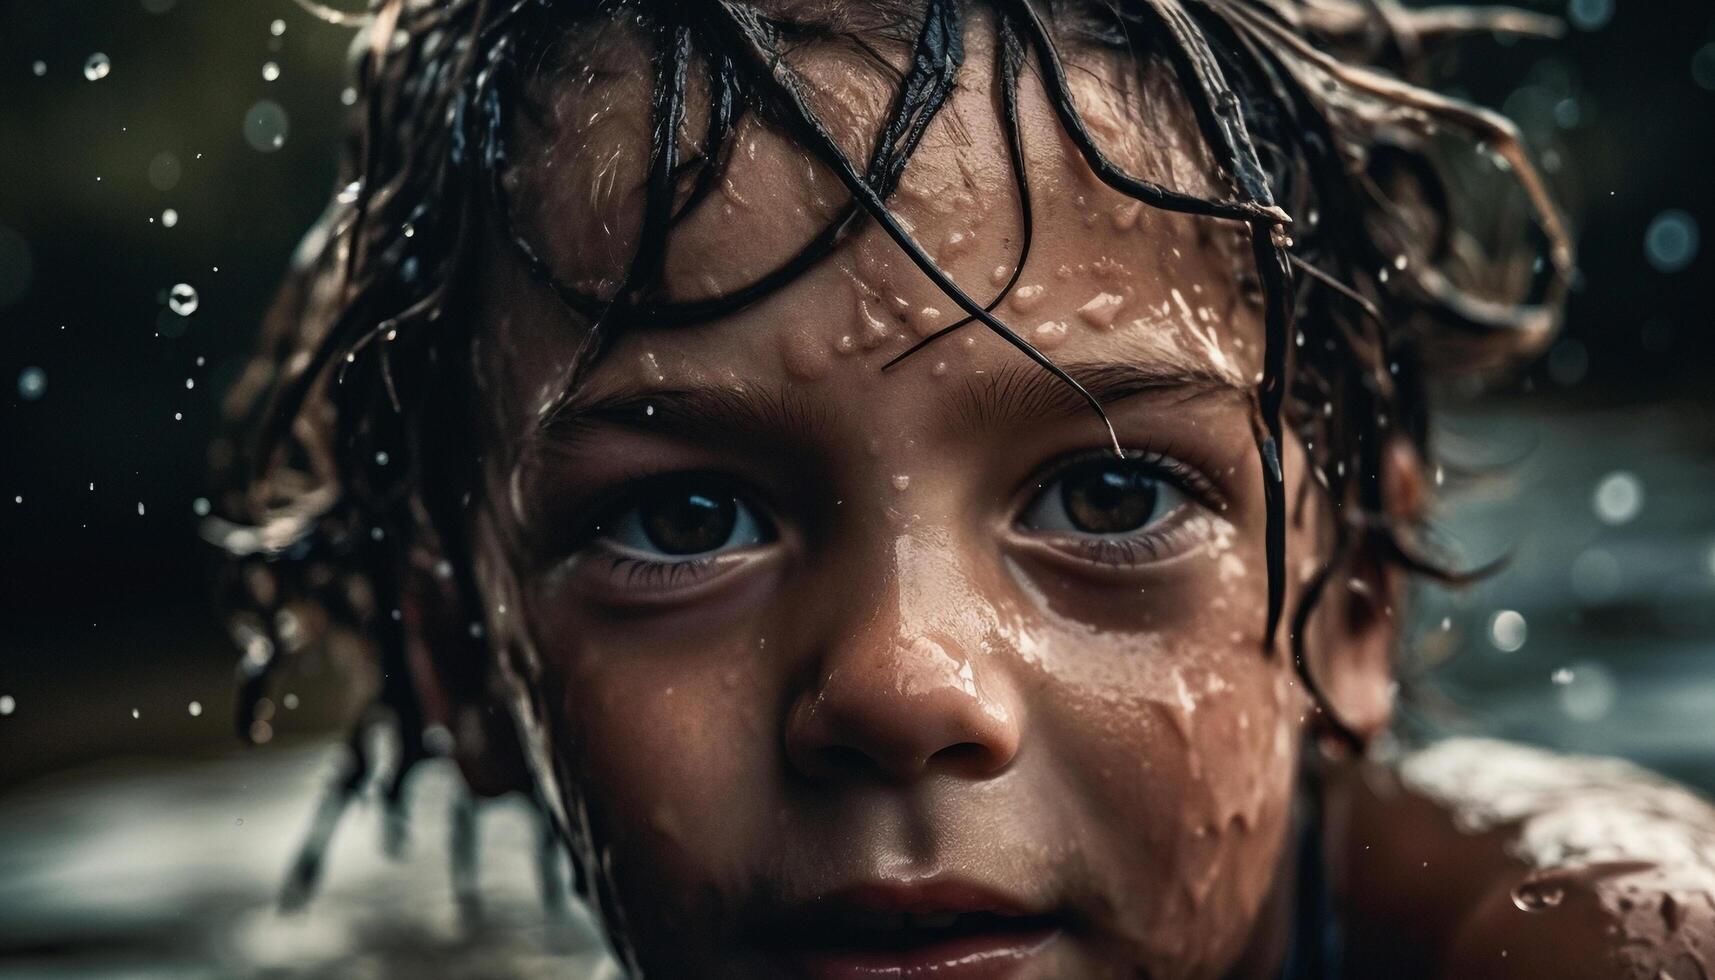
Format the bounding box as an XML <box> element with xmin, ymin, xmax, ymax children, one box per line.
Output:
<box><xmin>1558</xmin><ymin>660</ymin><xmax>1617</xmax><ymax>721</ymax></box>
<box><xmin>168</xmin><ymin>283</ymin><xmax>199</xmax><ymax>316</ymax></box>
<box><xmin>17</xmin><ymin>366</ymin><xmax>46</xmax><ymax>401</ymax></box>
<box><xmin>1694</xmin><ymin>43</ymin><xmax>1715</xmax><ymax>92</ymax></box>
<box><xmin>188</xmin><ymin>701</ymin><xmax>203</xmax><ymax>716</ymax></box>
<box><xmin>243</xmin><ymin>100</ymin><xmax>289</xmax><ymax>152</ymax></box>
<box><xmin>269</xmin><ymin>18</ymin><xmax>287</xmax><ymax>36</ymax></box>
<box><xmin>1592</xmin><ymin>471</ymin><xmax>1643</xmax><ymax>525</ymax></box>
<box><xmin>1644</xmin><ymin>210</ymin><xmax>1699</xmax><ymax>273</ymax></box>
<box><xmin>31</xmin><ymin>61</ymin><xmax>46</xmax><ymax>77</ymax></box>
<box><xmin>1566</xmin><ymin>0</ymin><xmax>1612</xmax><ymax>31</ymax></box>
<box><xmin>83</xmin><ymin>53</ymin><xmax>111</xmax><ymax>81</ymax></box>
<box><xmin>262</xmin><ymin>62</ymin><xmax>280</xmax><ymax>82</ymax></box>
<box><xmin>192</xmin><ymin>497</ymin><xmax>210</xmax><ymax>516</ymax></box>
<box><xmin>1552</xmin><ymin>668</ymin><xmax>1574</xmax><ymax>685</ymax></box>
<box><xmin>0</xmin><ymin>695</ymin><xmax>14</xmax><ymax>716</ymax></box>
<box><xmin>1489</xmin><ymin>609</ymin><xmax>1527</xmax><ymax>652</ymax></box>
<box><xmin>160</xmin><ymin>208</ymin><xmax>179</xmax><ymax>228</ymax></box>
<box><xmin>337</xmin><ymin>180</ymin><xmax>363</xmax><ymax>204</ymax></box>
<box><xmin>147</xmin><ymin>151</ymin><xmax>182</xmax><ymax>191</ymax></box>
<box><xmin>131</xmin><ymin>707</ymin><xmax>140</xmax><ymax>719</ymax></box>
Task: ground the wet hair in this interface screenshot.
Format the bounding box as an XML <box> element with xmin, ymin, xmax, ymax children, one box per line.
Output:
<box><xmin>209</xmin><ymin>0</ymin><xmax>1571</xmax><ymax>921</ymax></box>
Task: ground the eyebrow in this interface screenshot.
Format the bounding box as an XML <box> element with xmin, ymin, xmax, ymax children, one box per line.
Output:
<box><xmin>535</xmin><ymin>358</ymin><xmax>1250</xmax><ymax>449</ymax></box>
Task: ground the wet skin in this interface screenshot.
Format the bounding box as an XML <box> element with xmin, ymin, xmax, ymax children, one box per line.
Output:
<box><xmin>403</xmin><ymin>9</ymin><xmax>1715</xmax><ymax>980</ymax></box>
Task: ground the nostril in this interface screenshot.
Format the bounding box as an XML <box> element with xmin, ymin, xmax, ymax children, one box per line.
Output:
<box><xmin>930</xmin><ymin>740</ymin><xmax>1008</xmax><ymax>776</ymax></box>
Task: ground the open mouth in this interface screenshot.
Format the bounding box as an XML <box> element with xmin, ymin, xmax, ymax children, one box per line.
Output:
<box><xmin>764</xmin><ymin>909</ymin><xmax>1064</xmax><ymax>979</ymax></box>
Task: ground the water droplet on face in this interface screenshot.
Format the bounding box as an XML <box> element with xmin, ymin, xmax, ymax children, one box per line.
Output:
<box><xmin>83</xmin><ymin>53</ymin><xmax>111</xmax><ymax>82</ymax></box>
<box><xmin>1030</xmin><ymin>319</ymin><xmax>1068</xmax><ymax>350</ymax></box>
<box><xmin>243</xmin><ymin>100</ymin><xmax>289</xmax><ymax>152</ymax></box>
<box><xmin>1489</xmin><ymin>609</ymin><xmax>1527</xmax><ymax>652</ymax></box>
<box><xmin>891</xmin><ymin>474</ymin><xmax>911</xmax><ymax>491</ymax></box>
<box><xmin>17</xmin><ymin>366</ymin><xmax>46</xmax><ymax>401</ymax></box>
<box><xmin>1075</xmin><ymin>292</ymin><xmax>1125</xmax><ymax>330</ymax></box>
<box><xmin>930</xmin><ymin>361</ymin><xmax>948</xmax><ymax>378</ymax></box>
<box><xmin>907</xmin><ymin>306</ymin><xmax>944</xmax><ymax>339</ymax></box>
<box><xmin>1511</xmin><ymin>880</ymin><xmax>1565</xmax><ymax>912</ymax></box>
<box><xmin>168</xmin><ymin>283</ymin><xmax>199</xmax><ymax>316</ymax></box>
<box><xmin>262</xmin><ymin>61</ymin><xmax>281</xmax><ymax>82</ymax></box>
<box><xmin>1110</xmin><ymin>201</ymin><xmax>1142</xmax><ymax>231</ymax></box>
<box><xmin>1592</xmin><ymin>471</ymin><xmax>1643</xmax><ymax>525</ymax></box>
<box><xmin>1007</xmin><ymin>283</ymin><xmax>1046</xmax><ymax>314</ymax></box>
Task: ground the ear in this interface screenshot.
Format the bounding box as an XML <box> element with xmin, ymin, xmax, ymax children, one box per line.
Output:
<box><xmin>402</xmin><ymin>551</ymin><xmax>533</xmax><ymax>798</ymax></box>
<box><xmin>1305</xmin><ymin>437</ymin><xmax>1425</xmax><ymax>743</ymax></box>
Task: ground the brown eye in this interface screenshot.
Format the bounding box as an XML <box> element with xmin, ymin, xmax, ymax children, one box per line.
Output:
<box><xmin>1020</xmin><ymin>457</ymin><xmax>1186</xmax><ymax>537</ymax></box>
<box><xmin>1062</xmin><ymin>463</ymin><xmax>1158</xmax><ymax>533</ymax></box>
<box><xmin>641</xmin><ymin>489</ymin><xmax>737</xmax><ymax>555</ymax></box>
<box><xmin>600</xmin><ymin>478</ymin><xmax>770</xmax><ymax>558</ymax></box>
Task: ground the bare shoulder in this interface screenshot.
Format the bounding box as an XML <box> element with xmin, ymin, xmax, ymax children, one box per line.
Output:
<box><xmin>1335</xmin><ymin>737</ymin><xmax>1715</xmax><ymax>980</ymax></box>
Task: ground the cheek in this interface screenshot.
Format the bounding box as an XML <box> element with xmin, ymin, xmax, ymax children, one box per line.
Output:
<box><xmin>1030</xmin><ymin>608</ymin><xmax>1304</xmax><ymax>969</ymax></box>
<box><xmin>529</xmin><ymin>583</ymin><xmax>785</xmax><ymax>920</ymax></box>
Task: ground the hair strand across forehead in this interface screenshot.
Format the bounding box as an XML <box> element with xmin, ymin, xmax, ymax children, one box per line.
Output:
<box><xmin>208</xmin><ymin>0</ymin><xmax>1575</xmax><ymax>917</ymax></box>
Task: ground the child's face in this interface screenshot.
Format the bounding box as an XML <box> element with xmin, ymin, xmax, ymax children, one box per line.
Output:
<box><xmin>462</xmin><ymin>20</ymin><xmax>1379</xmax><ymax>979</ymax></box>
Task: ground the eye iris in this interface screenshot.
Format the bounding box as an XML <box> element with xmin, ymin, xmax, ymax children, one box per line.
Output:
<box><xmin>1062</xmin><ymin>464</ymin><xmax>1158</xmax><ymax>534</ymax></box>
<box><xmin>640</xmin><ymin>490</ymin><xmax>736</xmax><ymax>555</ymax></box>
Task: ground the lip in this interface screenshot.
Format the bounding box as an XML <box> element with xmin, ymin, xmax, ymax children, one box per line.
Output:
<box><xmin>756</xmin><ymin>879</ymin><xmax>1065</xmax><ymax>980</ymax></box>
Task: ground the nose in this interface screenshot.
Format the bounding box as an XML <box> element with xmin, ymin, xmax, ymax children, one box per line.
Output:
<box><xmin>784</xmin><ymin>538</ymin><xmax>1023</xmax><ymax>784</ymax></box>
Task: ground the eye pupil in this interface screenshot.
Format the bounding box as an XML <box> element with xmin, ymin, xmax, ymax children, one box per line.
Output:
<box><xmin>1062</xmin><ymin>463</ymin><xmax>1158</xmax><ymax>533</ymax></box>
<box><xmin>641</xmin><ymin>490</ymin><xmax>736</xmax><ymax>555</ymax></box>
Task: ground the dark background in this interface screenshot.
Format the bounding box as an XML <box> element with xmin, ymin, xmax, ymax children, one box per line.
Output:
<box><xmin>1</xmin><ymin>0</ymin><xmax>1713</xmax><ymax>791</ymax></box>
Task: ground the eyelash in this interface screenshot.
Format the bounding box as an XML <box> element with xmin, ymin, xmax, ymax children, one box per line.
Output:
<box><xmin>603</xmin><ymin>553</ymin><xmax>721</xmax><ymax>589</ymax></box>
<box><xmin>1022</xmin><ymin>446</ymin><xmax>1221</xmax><ymax>569</ymax></box>
<box><xmin>546</xmin><ymin>444</ymin><xmax>1224</xmax><ymax>589</ymax></box>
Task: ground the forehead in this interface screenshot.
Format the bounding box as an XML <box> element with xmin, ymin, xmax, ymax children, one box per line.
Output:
<box><xmin>479</xmin><ymin>9</ymin><xmax>1262</xmax><ymax>439</ymax></box>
